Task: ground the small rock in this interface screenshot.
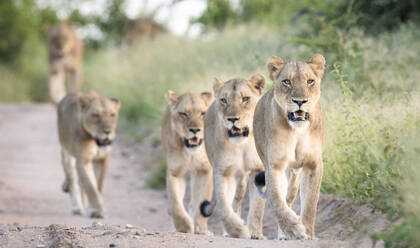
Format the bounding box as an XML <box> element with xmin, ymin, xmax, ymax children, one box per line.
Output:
<box><xmin>134</xmin><ymin>231</ymin><xmax>141</xmax><ymax>236</ymax></box>
<box><xmin>36</xmin><ymin>245</ymin><xmax>46</xmax><ymax>248</ymax></box>
<box><xmin>125</xmin><ymin>224</ymin><xmax>133</xmax><ymax>229</ymax></box>
<box><xmin>109</xmin><ymin>244</ymin><xmax>116</xmax><ymax>248</ymax></box>
<box><xmin>148</xmin><ymin>207</ymin><xmax>157</xmax><ymax>213</ymax></box>
<box><xmin>0</xmin><ymin>229</ymin><xmax>6</xmax><ymax>235</ymax></box>
<box><xmin>17</xmin><ymin>226</ymin><xmax>23</xmax><ymax>231</ymax></box>
<box><xmin>92</xmin><ymin>221</ymin><xmax>103</xmax><ymax>227</ymax></box>
<box><xmin>209</xmin><ymin>240</ymin><xmax>213</xmax><ymax>243</ymax></box>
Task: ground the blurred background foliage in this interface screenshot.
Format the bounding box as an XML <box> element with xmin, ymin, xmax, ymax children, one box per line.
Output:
<box><xmin>0</xmin><ymin>0</ymin><xmax>419</xmax><ymax>247</ymax></box>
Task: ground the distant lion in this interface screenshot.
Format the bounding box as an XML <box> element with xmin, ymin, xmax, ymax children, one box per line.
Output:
<box><xmin>253</xmin><ymin>54</ymin><xmax>326</xmax><ymax>239</ymax></box>
<box><xmin>123</xmin><ymin>18</ymin><xmax>166</xmax><ymax>45</ymax></box>
<box><xmin>57</xmin><ymin>91</ymin><xmax>121</xmax><ymax>218</ymax></box>
<box><xmin>200</xmin><ymin>74</ymin><xmax>267</xmax><ymax>239</ymax></box>
<box><xmin>162</xmin><ymin>90</ymin><xmax>213</xmax><ymax>234</ymax></box>
<box><xmin>46</xmin><ymin>22</ymin><xmax>83</xmax><ymax>104</ymax></box>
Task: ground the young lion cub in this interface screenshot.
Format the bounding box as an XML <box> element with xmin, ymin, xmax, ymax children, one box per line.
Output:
<box><xmin>200</xmin><ymin>75</ymin><xmax>266</xmax><ymax>239</ymax></box>
<box><xmin>162</xmin><ymin>91</ymin><xmax>213</xmax><ymax>234</ymax></box>
<box><xmin>57</xmin><ymin>91</ymin><xmax>120</xmax><ymax>218</ymax></box>
<box><xmin>253</xmin><ymin>54</ymin><xmax>326</xmax><ymax>239</ymax></box>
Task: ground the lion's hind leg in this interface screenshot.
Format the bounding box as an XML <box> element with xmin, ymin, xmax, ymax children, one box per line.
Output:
<box><xmin>61</xmin><ymin>149</ymin><xmax>84</xmax><ymax>215</ymax></box>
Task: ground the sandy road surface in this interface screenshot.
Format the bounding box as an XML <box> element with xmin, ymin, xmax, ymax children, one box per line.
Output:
<box><xmin>0</xmin><ymin>104</ymin><xmax>386</xmax><ymax>247</ymax></box>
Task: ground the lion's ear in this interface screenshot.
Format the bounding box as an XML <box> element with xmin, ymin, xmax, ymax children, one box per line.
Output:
<box><xmin>165</xmin><ymin>90</ymin><xmax>178</xmax><ymax>107</ymax></box>
<box><xmin>267</xmin><ymin>56</ymin><xmax>284</xmax><ymax>81</ymax></box>
<box><xmin>110</xmin><ymin>98</ymin><xmax>121</xmax><ymax>111</ymax></box>
<box><xmin>249</xmin><ymin>73</ymin><xmax>266</xmax><ymax>96</ymax></box>
<box><xmin>308</xmin><ymin>54</ymin><xmax>326</xmax><ymax>79</ymax></box>
<box><xmin>200</xmin><ymin>91</ymin><xmax>213</xmax><ymax>106</ymax></box>
<box><xmin>80</xmin><ymin>95</ymin><xmax>92</xmax><ymax>112</ymax></box>
<box><xmin>213</xmin><ymin>77</ymin><xmax>224</xmax><ymax>96</ymax></box>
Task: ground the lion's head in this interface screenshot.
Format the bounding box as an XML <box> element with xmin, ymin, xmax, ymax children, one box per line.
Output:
<box><xmin>80</xmin><ymin>92</ymin><xmax>121</xmax><ymax>147</ymax></box>
<box><xmin>213</xmin><ymin>74</ymin><xmax>265</xmax><ymax>143</ymax></box>
<box><xmin>46</xmin><ymin>22</ymin><xmax>77</xmax><ymax>59</ymax></box>
<box><xmin>166</xmin><ymin>91</ymin><xmax>213</xmax><ymax>150</ymax></box>
<box><xmin>267</xmin><ymin>54</ymin><xmax>325</xmax><ymax>129</ymax></box>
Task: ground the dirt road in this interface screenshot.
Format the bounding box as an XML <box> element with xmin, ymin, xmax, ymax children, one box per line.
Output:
<box><xmin>0</xmin><ymin>104</ymin><xmax>387</xmax><ymax>247</ymax></box>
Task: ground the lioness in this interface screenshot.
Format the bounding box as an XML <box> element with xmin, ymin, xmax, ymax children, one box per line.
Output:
<box><xmin>253</xmin><ymin>54</ymin><xmax>326</xmax><ymax>239</ymax></box>
<box><xmin>162</xmin><ymin>91</ymin><xmax>213</xmax><ymax>234</ymax></box>
<box><xmin>47</xmin><ymin>22</ymin><xmax>83</xmax><ymax>104</ymax></box>
<box><xmin>57</xmin><ymin>91</ymin><xmax>121</xmax><ymax>218</ymax></box>
<box><xmin>200</xmin><ymin>75</ymin><xmax>266</xmax><ymax>239</ymax></box>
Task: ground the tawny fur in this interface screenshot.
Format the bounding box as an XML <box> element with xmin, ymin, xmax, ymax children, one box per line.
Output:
<box><xmin>253</xmin><ymin>54</ymin><xmax>326</xmax><ymax>240</ymax></box>
<box><xmin>162</xmin><ymin>91</ymin><xmax>214</xmax><ymax>235</ymax></box>
<box><xmin>57</xmin><ymin>91</ymin><xmax>120</xmax><ymax>218</ymax></box>
<box><xmin>47</xmin><ymin>22</ymin><xmax>83</xmax><ymax>104</ymax></box>
<box><xmin>203</xmin><ymin>75</ymin><xmax>267</xmax><ymax>239</ymax></box>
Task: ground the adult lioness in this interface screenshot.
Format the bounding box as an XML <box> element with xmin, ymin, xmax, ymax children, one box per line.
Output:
<box><xmin>253</xmin><ymin>54</ymin><xmax>326</xmax><ymax>239</ymax></box>
<box><xmin>57</xmin><ymin>91</ymin><xmax>120</xmax><ymax>218</ymax></box>
<box><xmin>200</xmin><ymin>75</ymin><xmax>266</xmax><ymax>239</ymax></box>
<box><xmin>47</xmin><ymin>22</ymin><xmax>83</xmax><ymax>104</ymax></box>
<box><xmin>162</xmin><ymin>91</ymin><xmax>213</xmax><ymax>234</ymax></box>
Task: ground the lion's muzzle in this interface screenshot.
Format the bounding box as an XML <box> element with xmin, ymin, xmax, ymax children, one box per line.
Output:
<box><xmin>228</xmin><ymin>126</ymin><xmax>249</xmax><ymax>138</ymax></box>
<box><xmin>95</xmin><ymin>138</ymin><xmax>113</xmax><ymax>147</ymax></box>
<box><xmin>184</xmin><ymin>137</ymin><xmax>203</xmax><ymax>148</ymax></box>
<box><xmin>288</xmin><ymin>110</ymin><xmax>309</xmax><ymax>122</ymax></box>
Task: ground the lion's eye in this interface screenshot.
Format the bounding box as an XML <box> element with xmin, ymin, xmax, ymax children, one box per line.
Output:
<box><xmin>91</xmin><ymin>113</ymin><xmax>100</xmax><ymax>119</ymax></box>
<box><xmin>178</xmin><ymin>112</ymin><xmax>188</xmax><ymax>118</ymax></box>
<box><xmin>242</xmin><ymin>96</ymin><xmax>250</xmax><ymax>103</ymax></box>
<box><xmin>110</xmin><ymin>113</ymin><xmax>116</xmax><ymax>118</ymax></box>
<box><xmin>220</xmin><ymin>98</ymin><xmax>227</xmax><ymax>104</ymax></box>
<box><xmin>307</xmin><ymin>79</ymin><xmax>315</xmax><ymax>86</ymax></box>
<box><xmin>282</xmin><ymin>79</ymin><xmax>291</xmax><ymax>87</ymax></box>
<box><xmin>201</xmin><ymin>112</ymin><xmax>206</xmax><ymax>116</ymax></box>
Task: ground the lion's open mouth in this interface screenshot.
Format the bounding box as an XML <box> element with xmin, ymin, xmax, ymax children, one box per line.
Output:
<box><xmin>288</xmin><ymin>110</ymin><xmax>309</xmax><ymax>122</ymax></box>
<box><xmin>184</xmin><ymin>137</ymin><xmax>203</xmax><ymax>148</ymax></box>
<box><xmin>95</xmin><ymin>138</ymin><xmax>113</xmax><ymax>147</ymax></box>
<box><xmin>228</xmin><ymin>126</ymin><xmax>249</xmax><ymax>138</ymax></box>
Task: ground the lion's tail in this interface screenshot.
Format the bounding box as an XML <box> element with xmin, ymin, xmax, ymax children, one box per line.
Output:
<box><xmin>199</xmin><ymin>199</ymin><xmax>217</xmax><ymax>217</ymax></box>
<box><xmin>254</xmin><ymin>171</ymin><xmax>266</xmax><ymax>198</ymax></box>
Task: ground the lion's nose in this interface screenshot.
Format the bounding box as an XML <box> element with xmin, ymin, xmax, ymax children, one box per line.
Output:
<box><xmin>189</xmin><ymin>128</ymin><xmax>200</xmax><ymax>134</ymax></box>
<box><xmin>104</xmin><ymin>130</ymin><xmax>111</xmax><ymax>135</ymax></box>
<box><xmin>292</xmin><ymin>99</ymin><xmax>308</xmax><ymax>107</ymax></box>
<box><xmin>227</xmin><ymin>117</ymin><xmax>239</xmax><ymax>123</ymax></box>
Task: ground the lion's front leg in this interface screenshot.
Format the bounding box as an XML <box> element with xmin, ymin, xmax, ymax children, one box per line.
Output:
<box><xmin>67</xmin><ymin>64</ymin><xmax>82</xmax><ymax>94</ymax></box>
<box><xmin>286</xmin><ymin>166</ymin><xmax>302</xmax><ymax>207</ymax></box>
<box><xmin>247</xmin><ymin>171</ymin><xmax>266</xmax><ymax>239</ymax></box>
<box><xmin>300</xmin><ymin>159</ymin><xmax>323</xmax><ymax>238</ymax></box>
<box><xmin>93</xmin><ymin>155</ymin><xmax>109</xmax><ymax>193</ymax></box>
<box><xmin>49</xmin><ymin>67</ymin><xmax>66</xmax><ymax>104</ymax></box>
<box><xmin>61</xmin><ymin>149</ymin><xmax>84</xmax><ymax>215</ymax></box>
<box><xmin>189</xmin><ymin>163</ymin><xmax>213</xmax><ymax>235</ymax></box>
<box><xmin>167</xmin><ymin>171</ymin><xmax>193</xmax><ymax>233</ymax></box>
<box><xmin>214</xmin><ymin>172</ymin><xmax>250</xmax><ymax>238</ymax></box>
<box><xmin>266</xmin><ymin>166</ymin><xmax>308</xmax><ymax>240</ymax></box>
<box><xmin>232</xmin><ymin>172</ymin><xmax>249</xmax><ymax>215</ymax></box>
<box><xmin>75</xmin><ymin>157</ymin><xmax>104</xmax><ymax>218</ymax></box>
